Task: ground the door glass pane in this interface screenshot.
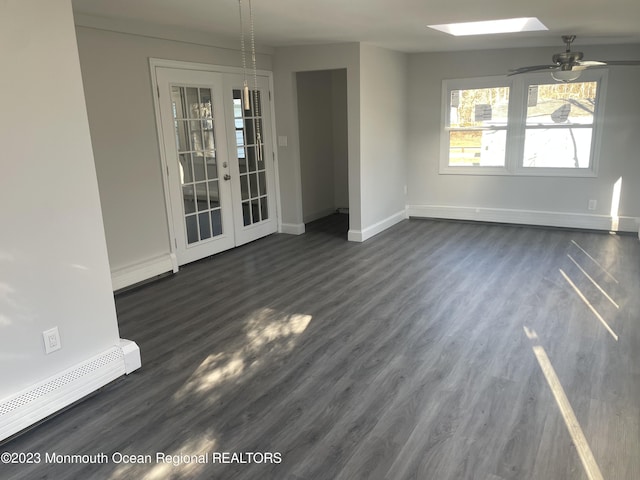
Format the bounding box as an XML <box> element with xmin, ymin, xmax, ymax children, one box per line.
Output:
<box><xmin>193</xmin><ymin>156</ymin><xmax>206</xmax><ymax>181</ymax></box>
<box><xmin>179</xmin><ymin>154</ymin><xmax>193</xmax><ymax>184</ymax></box>
<box><xmin>206</xmin><ymin>156</ymin><xmax>217</xmax><ymax>179</ymax></box>
<box><xmin>185</xmin><ymin>215</ymin><xmax>198</xmax><ymax>244</ymax></box>
<box><xmin>233</xmin><ymin>87</ymin><xmax>267</xmax><ymax>226</ymax></box>
<box><xmin>251</xmin><ymin>200</ymin><xmax>260</xmax><ymax>224</ymax></box>
<box><xmin>199</xmin><ymin>212</ymin><xmax>211</xmax><ymax>240</ymax></box>
<box><xmin>260</xmin><ymin>197</ymin><xmax>268</xmax><ymax>221</ymax></box>
<box><xmin>246</xmin><ymin>147</ymin><xmax>257</xmax><ymax>172</ymax></box>
<box><xmin>208</xmin><ymin>181</ymin><xmax>219</xmax><ymax>208</ymax></box>
<box><xmin>171</xmin><ymin>84</ymin><xmax>225</xmax><ymax>244</ymax></box>
<box><xmin>240</xmin><ymin>174</ymin><xmax>249</xmax><ymax>200</ymax></box>
<box><xmin>183</xmin><ymin>185</ymin><xmax>195</xmax><ymax>214</ymax></box>
<box><xmin>195</xmin><ymin>183</ymin><xmax>208</xmax><ymax>211</ymax></box>
<box><xmin>175</xmin><ymin>120</ymin><xmax>189</xmax><ymax>151</ymax></box>
<box><xmin>186</xmin><ymin>88</ymin><xmax>199</xmax><ymax>116</ymax></box>
<box><xmin>242</xmin><ymin>201</ymin><xmax>251</xmax><ymax>226</ymax></box>
<box><xmin>211</xmin><ymin>210</ymin><xmax>222</xmax><ymax>236</ymax></box>
<box><xmin>249</xmin><ymin>173</ymin><xmax>258</xmax><ymax>198</ymax></box>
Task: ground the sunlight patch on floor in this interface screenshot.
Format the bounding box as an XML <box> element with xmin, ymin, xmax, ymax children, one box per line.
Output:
<box><xmin>570</xmin><ymin>240</ymin><xmax>618</xmax><ymax>284</ymax></box>
<box><xmin>524</xmin><ymin>326</ymin><xmax>604</xmax><ymax>480</ymax></box>
<box><xmin>566</xmin><ymin>255</ymin><xmax>619</xmax><ymax>309</ymax></box>
<box><xmin>172</xmin><ymin>308</ymin><xmax>312</xmax><ymax>401</ymax></box>
<box><xmin>559</xmin><ymin>269</ymin><xmax>618</xmax><ymax>341</ymax></box>
<box><xmin>108</xmin><ymin>434</ymin><xmax>217</xmax><ymax>480</ymax></box>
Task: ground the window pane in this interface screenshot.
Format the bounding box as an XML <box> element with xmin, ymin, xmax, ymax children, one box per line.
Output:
<box><xmin>526</xmin><ymin>82</ymin><xmax>597</xmax><ymax>126</ymax></box>
<box><xmin>449</xmin><ymin>87</ymin><xmax>509</xmax><ymax>129</ymax></box>
<box><xmin>523</xmin><ymin>128</ymin><xmax>593</xmax><ymax>168</ymax></box>
<box><xmin>449</xmin><ymin>130</ymin><xmax>506</xmax><ymax>167</ymax></box>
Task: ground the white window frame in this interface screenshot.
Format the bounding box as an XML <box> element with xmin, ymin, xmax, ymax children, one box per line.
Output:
<box><xmin>440</xmin><ymin>69</ymin><xmax>608</xmax><ymax>177</ymax></box>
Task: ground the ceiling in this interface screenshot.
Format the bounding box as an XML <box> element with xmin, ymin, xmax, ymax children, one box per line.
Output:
<box><xmin>71</xmin><ymin>0</ymin><xmax>640</xmax><ymax>53</ymax></box>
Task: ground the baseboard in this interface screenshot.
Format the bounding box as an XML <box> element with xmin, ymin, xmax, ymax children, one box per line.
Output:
<box><xmin>280</xmin><ymin>223</ymin><xmax>305</xmax><ymax>235</ymax></box>
<box><xmin>111</xmin><ymin>254</ymin><xmax>176</xmax><ymax>291</ymax></box>
<box><xmin>348</xmin><ymin>209</ymin><xmax>407</xmax><ymax>242</ymax></box>
<box><xmin>0</xmin><ymin>339</ymin><xmax>141</xmax><ymax>442</ymax></box>
<box><xmin>407</xmin><ymin>204</ymin><xmax>639</xmax><ymax>232</ymax></box>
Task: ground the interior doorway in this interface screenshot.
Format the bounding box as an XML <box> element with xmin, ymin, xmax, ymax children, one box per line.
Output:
<box><xmin>296</xmin><ymin>69</ymin><xmax>349</xmax><ymax>226</ymax></box>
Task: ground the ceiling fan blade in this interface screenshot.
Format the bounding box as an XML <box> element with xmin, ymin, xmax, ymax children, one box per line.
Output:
<box><xmin>507</xmin><ymin>64</ymin><xmax>558</xmax><ymax>76</ymax></box>
<box><xmin>576</xmin><ymin>60</ymin><xmax>607</xmax><ymax>67</ymax></box>
<box><xmin>599</xmin><ymin>60</ymin><xmax>640</xmax><ymax>66</ymax></box>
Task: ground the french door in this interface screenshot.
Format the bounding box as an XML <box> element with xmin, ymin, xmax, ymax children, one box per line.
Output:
<box><xmin>155</xmin><ymin>66</ymin><xmax>277</xmax><ymax>266</ymax></box>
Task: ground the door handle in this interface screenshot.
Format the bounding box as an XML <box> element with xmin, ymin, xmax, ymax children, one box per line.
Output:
<box><xmin>224</xmin><ymin>174</ymin><xmax>231</xmax><ymax>181</ymax></box>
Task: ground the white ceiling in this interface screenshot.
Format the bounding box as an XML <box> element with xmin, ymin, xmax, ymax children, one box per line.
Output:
<box><xmin>71</xmin><ymin>0</ymin><xmax>640</xmax><ymax>53</ymax></box>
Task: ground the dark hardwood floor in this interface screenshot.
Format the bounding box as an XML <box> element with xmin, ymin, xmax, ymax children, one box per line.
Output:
<box><xmin>4</xmin><ymin>215</ymin><xmax>640</xmax><ymax>480</ymax></box>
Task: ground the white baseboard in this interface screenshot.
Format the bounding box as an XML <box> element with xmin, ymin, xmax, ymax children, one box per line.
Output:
<box><xmin>407</xmin><ymin>204</ymin><xmax>639</xmax><ymax>232</ymax></box>
<box><xmin>348</xmin><ymin>209</ymin><xmax>407</xmax><ymax>242</ymax></box>
<box><xmin>111</xmin><ymin>254</ymin><xmax>176</xmax><ymax>291</ymax></box>
<box><xmin>280</xmin><ymin>223</ymin><xmax>305</xmax><ymax>235</ymax></box>
<box><xmin>0</xmin><ymin>339</ymin><xmax>141</xmax><ymax>442</ymax></box>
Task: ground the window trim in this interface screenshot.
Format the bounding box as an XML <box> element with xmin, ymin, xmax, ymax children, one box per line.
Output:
<box><xmin>440</xmin><ymin>70</ymin><xmax>608</xmax><ymax>177</ymax></box>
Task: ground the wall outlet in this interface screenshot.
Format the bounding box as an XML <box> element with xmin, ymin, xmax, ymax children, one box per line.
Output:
<box><xmin>43</xmin><ymin>327</ymin><xmax>61</xmax><ymax>354</ymax></box>
<box><xmin>588</xmin><ymin>199</ymin><xmax>597</xmax><ymax>211</ymax></box>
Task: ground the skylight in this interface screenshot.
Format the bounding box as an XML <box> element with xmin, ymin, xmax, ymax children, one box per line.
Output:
<box><xmin>428</xmin><ymin>17</ymin><xmax>548</xmax><ymax>36</ymax></box>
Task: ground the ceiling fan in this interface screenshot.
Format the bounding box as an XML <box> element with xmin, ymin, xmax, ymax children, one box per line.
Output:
<box><xmin>508</xmin><ymin>35</ymin><xmax>640</xmax><ymax>81</ymax></box>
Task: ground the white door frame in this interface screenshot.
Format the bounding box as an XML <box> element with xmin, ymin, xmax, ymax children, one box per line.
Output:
<box><xmin>149</xmin><ymin>58</ymin><xmax>282</xmax><ymax>271</ymax></box>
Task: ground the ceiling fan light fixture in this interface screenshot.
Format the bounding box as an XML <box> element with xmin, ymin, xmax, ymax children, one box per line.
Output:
<box><xmin>551</xmin><ymin>69</ymin><xmax>582</xmax><ymax>82</ymax></box>
<box><xmin>427</xmin><ymin>17</ymin><xmax>547</xmax><ymax>36</ymax></box>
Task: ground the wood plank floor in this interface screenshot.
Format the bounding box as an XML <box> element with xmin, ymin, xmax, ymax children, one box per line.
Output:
<box><xmin>4</xmin><ymin>215</ymin><xmax>640</xmax><ymax>480</ymax></box>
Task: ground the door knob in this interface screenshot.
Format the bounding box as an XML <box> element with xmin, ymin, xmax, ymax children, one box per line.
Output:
<box><xmin>224</xmin><ymin>174</ymin><xmax>231</xmax><ymax>181</ymax></box>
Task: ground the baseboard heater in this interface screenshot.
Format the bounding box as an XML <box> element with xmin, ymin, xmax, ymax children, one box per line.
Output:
<box><xmin>0</xmin><ymin>339</ymin><xmax>140</xmax><ymax>442</ymax></box>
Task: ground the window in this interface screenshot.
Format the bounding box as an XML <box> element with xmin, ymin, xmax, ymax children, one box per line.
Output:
<box><xmin>523</xmin><ymin>82</ymin><xmax>597</xmax><ymax>169</ymax></box>
<box><xmin>441</xmin><ymin>70</ymin><xmax>607</xmax><ymax>176</ymax></box>
<box><xmin>446</xmin><ymin>82</ymin><xmax>510</xmax><ymax>169</ymax></box>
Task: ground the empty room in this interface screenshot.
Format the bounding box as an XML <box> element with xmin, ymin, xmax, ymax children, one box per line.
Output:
<box><xmin>2</xmin><ymin>1</ymin><xmax>640</xmax><ymax>479</ymax></box>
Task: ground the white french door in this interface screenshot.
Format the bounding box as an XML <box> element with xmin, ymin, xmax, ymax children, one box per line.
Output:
<box><xmin>155</xmin><ymin>66</ymin><xmax>277</xmax><ymax>266</ymax></box>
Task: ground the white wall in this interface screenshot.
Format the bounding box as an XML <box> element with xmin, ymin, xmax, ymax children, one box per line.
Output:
<box><xmin>357</xmin><ymin>45</ymin><xmax>408</xmax><ymax>238</ymax></box>
<box><xmin>332</xmin><ymin>70</ymin><xmax>349</xmax><ymax>210</ymax></box>
<box><xmin>74</xmin><ymin>24</ymin><xmax>272</xmax><ymax>281</ymax></box>
<box><xmin>407</xmin><ymin>44</ymin><xmax>640</xmax><ymax>231</ymax></box>
<box><xmin>0</xmin><ymin>0</ymin><xmax>120</xmax><ymax>399</ymax></box>
<box><xmin>273</xmin><ymin>44</ymin><xmax>361</xmax><ymax>233</ymax></box>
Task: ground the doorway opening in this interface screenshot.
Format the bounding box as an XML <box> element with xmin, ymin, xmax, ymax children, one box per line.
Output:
<box><xmin>296</xmin><ymin>69</ymin><xmax>348</xmax><ymax>233</ymax></box>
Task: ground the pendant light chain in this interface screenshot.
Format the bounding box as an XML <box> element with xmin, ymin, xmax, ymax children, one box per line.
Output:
<box><xmin>248</xmin><ymin>0</ymin><xmax>263</xmax><ymax>163</ymax></box>
<box><xmin>238</xmin><ymin>0</ymin><xmax>250</xmax><ymax>109</ymax></box>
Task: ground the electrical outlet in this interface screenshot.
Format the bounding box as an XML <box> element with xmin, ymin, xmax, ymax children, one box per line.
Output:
<box><xmin>43</xmin><ymin>327</ymin><xmax>61</xmax><ymax>354</ymax></box>
<box><xmin>588</xmin><ymin>199</ymin><xmax>597</xmax><ymax>211</ymax></box>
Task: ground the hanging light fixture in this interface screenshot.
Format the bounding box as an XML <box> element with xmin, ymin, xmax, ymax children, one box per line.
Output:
<box><xmin>238</xmin><ymin>0</ymin><xmax>263</xmax><ymax>162</ymax></box>
<box><xmin>248</xmin><ymin>0</ymin><xmax>262</xmax><ymax>163</ymax></box>
<box><xmin>238</xmin><ymin>0</ymin><xmax>251</xmax><ymax>110</ymax></box>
